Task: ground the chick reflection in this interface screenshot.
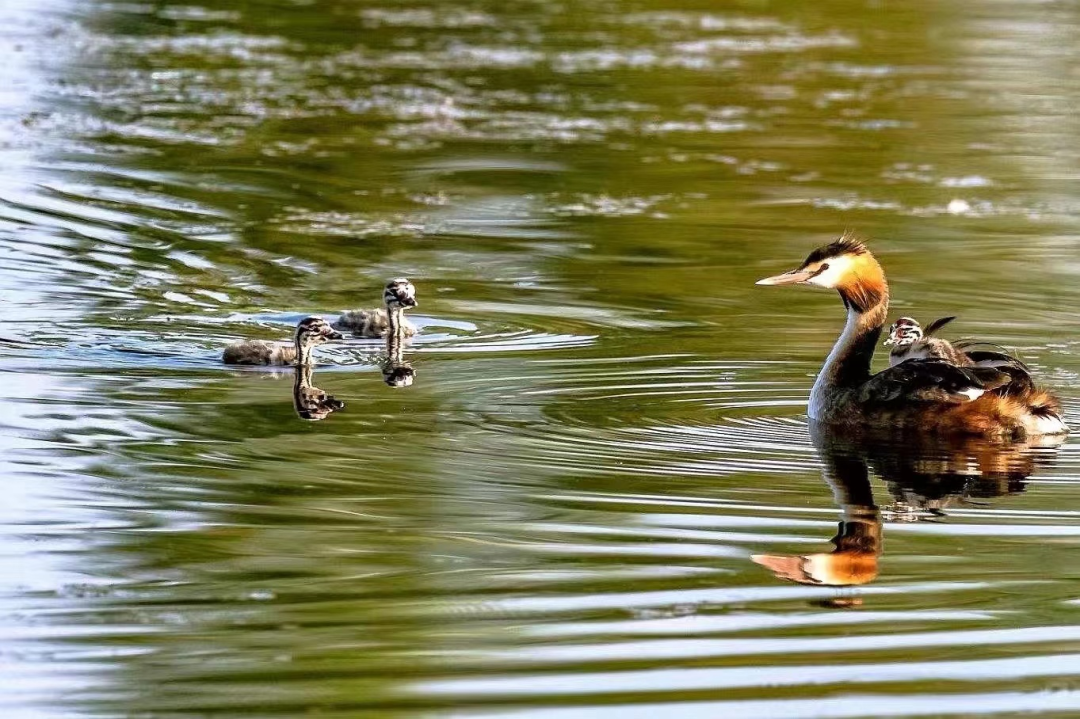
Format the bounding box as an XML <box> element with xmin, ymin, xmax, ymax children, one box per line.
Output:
<box><xmin>754</xmin><ymin>424</ymin><xmax>1063</xmax><ymax>591</ymax></box>
<box><xmin>292</xmin><ymin>365</ymin><xmax>345</xmax><ymax>421</ymax></box>
<box><xmin>381</xmin><ymin>334</ymin><xmax>415</xmax><ymax>388</ymax></box>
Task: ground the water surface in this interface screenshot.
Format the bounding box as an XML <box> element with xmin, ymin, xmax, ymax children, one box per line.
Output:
<box><xmin>3</xmin><ymin>0</ymin><xmax>1080</xmax><ymax>716</ymax></box>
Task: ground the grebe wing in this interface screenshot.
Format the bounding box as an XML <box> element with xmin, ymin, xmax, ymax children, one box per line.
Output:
<box><xmin>961</xmin><ymin>350</ymin><xmax>1035</xmax><ymax>394</ymax></box>
<box><xmin>961</xmin><ymin>347</ymin><xmax>1031</xmax><ymax>371</ymax></box>
<box><xmin>923</xmin><ymin>316</ymin><xmax>957</xmax><ymax>336</ymax></box>
<box><xmin>953</xmin><ymin>338</ymin><xmax>1028</xmax><ymax>365</ymax></box>
<box><xmin>860</xmin><ymin>359</ymin><xmax>1010</xmax><ymax>407</ymax></box>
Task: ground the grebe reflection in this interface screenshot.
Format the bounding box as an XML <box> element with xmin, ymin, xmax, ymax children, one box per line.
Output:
<box><xmin>381</xmin><ymin>333</ymin><xmax>415</xmax><ymax>388</ymax></box>
<box><xmin>292</xmin><ymin>365</ymin><xmax>345</xmax><ymax>421</ymax></box>
<box><xmin>753</xmin><ymin>429</ymin><xmax>882</xmax><ymax>589</ymax></box>
<box><xmin>753</xmin><ymin>423</ymin><xmax>1062</xmax><ymax>594</ymax></box>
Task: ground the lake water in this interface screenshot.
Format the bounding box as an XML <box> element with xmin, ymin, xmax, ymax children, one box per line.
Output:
<box><xmin>4</xmin><ymin>1</ymin><xmax>1080</xmax><ymax>716</ymax></box>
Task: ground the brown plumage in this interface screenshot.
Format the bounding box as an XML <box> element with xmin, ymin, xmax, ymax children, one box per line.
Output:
<box><xmin>222</xmin><ymin>340</ymin><xmax>296</xmax><ymax>365</ymax></box>
<box><xmin>335</xmin><ymin>308</ymin><xmax>416</xmax><ymax>338</ymax></box>
<box><xmin>756</xmin><ymin>233</ymin><xmax>1067</xmax><ymax>439</ymax></box>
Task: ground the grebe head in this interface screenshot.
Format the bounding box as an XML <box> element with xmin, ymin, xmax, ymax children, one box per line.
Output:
<box><xmin>756</xmin><ymin>232</ymin><xmax>887</xmax><ymax>313</ymax></box>
<box><xmin>384</xmin><ymin>278</ymin><xmax>418</xmax><ymax>310</ymax></box>
<box><xmin>295</xmin><ymin>316</ymin><xmax>344</xmax><ymax>347</ymax></box>
<box><xmin>884</xmin><ymin>317</ymin><xmax>923</xmax><ymax>347</ymax></box>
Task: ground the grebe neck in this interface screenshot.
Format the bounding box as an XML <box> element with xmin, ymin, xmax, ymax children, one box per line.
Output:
<box><xmin>808</xmin><ymin>290</ymin><xmax>889</xmax><ymax>420</ymax></box>
<box><xmin>387</xmin><ymin>305</ymin><xmax>405</xmax><ymax>341</ymax></box>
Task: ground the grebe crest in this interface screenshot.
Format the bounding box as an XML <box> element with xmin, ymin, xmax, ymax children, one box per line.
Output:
<box><xmin>756</xmin><ymin>231</ymin><xmax>885</xmax><ymax>313</ymax></box>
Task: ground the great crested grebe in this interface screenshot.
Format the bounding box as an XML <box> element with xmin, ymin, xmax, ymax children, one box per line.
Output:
<box><xmin>756</xmin><ymin>233</ymin><xmax>1066</xmax><ymax>438</ymax></box>
<box><xmin>334</xmin><ymin>278</ymin><xmax>418</xmax><ymax>339</ymax></box>
<box><xmin>222</xmin><ymin>316</ymin><xmax>343</xmax><ymax>366</ymax></box>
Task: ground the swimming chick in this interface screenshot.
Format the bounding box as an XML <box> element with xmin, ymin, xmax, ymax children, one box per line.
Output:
<box><xmin>222</xmin><ymin>316</ymin><xmax>343</xmax><ymax>366</ymax></box>
<box><xmin>334</xmin><ymin>278</ymin><xmax>418</xmax><ymax>339</ymax></box>
<box><xmin>756</xmin><ymin>232</ymin><xmax>1066</xmax><ymax>438</ymax></box>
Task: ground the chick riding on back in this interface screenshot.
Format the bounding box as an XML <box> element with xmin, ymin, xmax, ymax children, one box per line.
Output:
<box><xmin>885</xmin><ymin>316</ymin><xmax>968</xmax><ymax>366</ymax></box>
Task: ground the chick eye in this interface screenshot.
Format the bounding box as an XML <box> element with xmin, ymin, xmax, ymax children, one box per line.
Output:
<box><xmin>820</xmin><ymin>263</ymin><xmax>830</xmax><ymax>271</ymax></box>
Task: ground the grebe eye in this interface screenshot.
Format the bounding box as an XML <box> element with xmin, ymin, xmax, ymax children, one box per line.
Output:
<box><xmin>820</xmin><ymin>263</ymin><xmax>830</xmax><ymax>271</ymax></box>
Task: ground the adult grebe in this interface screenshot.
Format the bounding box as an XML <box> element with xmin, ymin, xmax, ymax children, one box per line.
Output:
<box><xmin>335</xmin><ymin>278</ymin><xmax>418</xmax><ymax>339</ymax></box>
<box><xmin>756</xmin><ymin>233</ymin><xmax>1066</xmax><ymax>438</ymax></box>
<box><xmin>223</xmin><ymin>316</ymin><xmax>343</xmax><ymax>366</ymax></box>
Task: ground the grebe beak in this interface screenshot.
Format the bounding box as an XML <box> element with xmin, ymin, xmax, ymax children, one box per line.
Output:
<box><xmin>755</xmin><ymin>268</ymin><xmax>817</xmax><ymax>286</ymax></box>
<box><xmin>883</xmin><ymin>337</ymin><xmax>896</xmax><ymax>346</ymax></box>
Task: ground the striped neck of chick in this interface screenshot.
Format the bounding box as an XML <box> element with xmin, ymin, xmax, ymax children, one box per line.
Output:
<box><xmin>384</xmin><ymin>277</ymin><xmax>417</xmax><ymax>340</ymax></box>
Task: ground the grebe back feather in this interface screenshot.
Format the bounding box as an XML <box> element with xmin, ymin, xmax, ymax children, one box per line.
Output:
<box><xmin>887</xmin><ymin>316</ymin><xmax>1038</xmax><ymax>396</ymax></box>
